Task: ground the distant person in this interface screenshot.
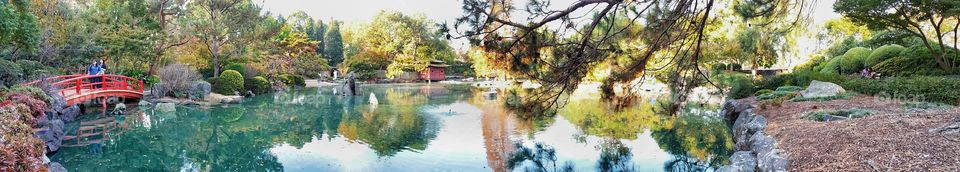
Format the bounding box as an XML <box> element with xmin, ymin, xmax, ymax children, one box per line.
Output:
<box><xmin>87</xmin><ymin>60</ymin><xmax>102</xmax><ymax>89</ymax></box>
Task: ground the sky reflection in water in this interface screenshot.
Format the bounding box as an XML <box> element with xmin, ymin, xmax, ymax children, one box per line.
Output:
<box><xmin>51</xmin><ymin>84</ymin><xmax>732</xmax><ymax>172</ymax></box>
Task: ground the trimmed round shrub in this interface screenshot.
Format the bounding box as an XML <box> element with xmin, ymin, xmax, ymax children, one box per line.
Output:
<box><xmin>819</xmin><ymin>57</ymin><xmax>842</xmax><ymax>74</ymax></box>
<box><xmin>247</xmin><ymin>76</ymin><xmax>271</xmax><ymax>94</ymax></box>
<box><xmin>837</xmin><ymin>47</ymin><xmax>871</xmax><ymax>74</ymax></box>
<box><xmin>213</xmin><ymin>70</ymin><xmax>244</xmax><ymax>95</ymax></box>
<box><xmin>0</xmin><ymin>60</ymin><xmax>24</xmax><ymax>87</ymax></box>
<box><xmin>865</xmin><ymin>44</ymin><xmax>905</xmax><ymax>68</ymax></box>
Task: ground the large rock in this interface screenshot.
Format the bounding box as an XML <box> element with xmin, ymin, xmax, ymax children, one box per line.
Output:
<box><xmin>340</xmin><ymin>72</ymin><xmax>359</xmax><ymax>96</ymax></box>
<box><xmin>59</xmin><ymin>105</ymin><xmax>80</xmax><ymax>122</ymax></box>
<box><xmin>156</xmin><ymin>103</ymin><xmax>176</xmax><ymax>112</ymax></box>
<box><xmin>750</xmin><ymin>131</ymin><xmax>775</xmax><ymax>156</ymax></box>
<box><xmin>48</xmin><ymin>162</ymin><xmax>67</xmax><ymax>172</ymax></box>
<box><xmin>220</xmin><ymin>96</ymin><xmax>243</xmax><ymax>104</ymax></box>
<box><xmin>757</xmin><ymin>150</ymin><xmax>790</xmax><ymax>172</ymax></box>
<box><xmin>733</xmin><ymin>110</ymin><xmax>769</xmax><ymax>151</ymax></box>
<box><xmin>37</xmin><ymin>119</ymin><xmax>64</xmax><ymax>152</ymax></box>
<box><xmin>189</xmin><ymin>81</ymin><xmax>211</xmax><ymax>99</ymax></box>
<box><xmin>719</xmin><ymin>151</ymin><xmax>758</xmax><ymax>172</ymax></box>
<box><xmin>799</xmin><ymin>80</ymin><xmax>845</xmax><ymax>98</ymax></box>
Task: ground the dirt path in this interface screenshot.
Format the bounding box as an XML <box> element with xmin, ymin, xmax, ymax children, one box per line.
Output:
<box><xmin>739</xmin><ymin>95</ymin><xmax>960</xmax><ymax>171</ymax></box>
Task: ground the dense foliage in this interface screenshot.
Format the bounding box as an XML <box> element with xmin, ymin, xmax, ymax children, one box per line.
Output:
<box><xmin>213</xmin><ymin>70</ymin><xmax>244</xmax><ymax>95</ymax></box>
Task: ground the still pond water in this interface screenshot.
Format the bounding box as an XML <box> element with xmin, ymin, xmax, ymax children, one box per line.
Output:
<box><xmin>51</xmin><ymin>84</ymin><xmax>733</xmax><ymax>172</ymax></box>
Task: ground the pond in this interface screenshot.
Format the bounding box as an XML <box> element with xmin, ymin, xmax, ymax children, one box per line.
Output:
<box><xmin>50</xmin><ymin>84</ymin><xmax>733</xmax><ymax>172</ymax></box>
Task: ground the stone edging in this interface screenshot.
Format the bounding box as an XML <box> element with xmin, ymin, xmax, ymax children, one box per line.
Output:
<box><xmin>717</xmin><ymin>100</ymin><xmax>790</xmax><ymax>172</ymax></box>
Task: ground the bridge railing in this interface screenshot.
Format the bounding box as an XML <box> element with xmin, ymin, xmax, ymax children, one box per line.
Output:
<box><xmin>22</xmin><ymin>74</ymin><xmax>144</xmax><ymax>98</ymax></box>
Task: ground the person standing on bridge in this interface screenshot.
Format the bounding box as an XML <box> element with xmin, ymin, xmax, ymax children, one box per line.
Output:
<box><xmin>87</xmin><ymin>60</ymin><xmax>102</xmax><ymax>89</ymax></box>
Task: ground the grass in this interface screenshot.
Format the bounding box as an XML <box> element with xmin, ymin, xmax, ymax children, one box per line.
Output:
<box><xmin>791</xmin><ymin>92</ymin><xmax>857</xmax><ymax>102</ymax></box>
<box><xmin>802</xmin><ymin>108</ymin><xmax>876</xmax><ymax>121</ymax></box>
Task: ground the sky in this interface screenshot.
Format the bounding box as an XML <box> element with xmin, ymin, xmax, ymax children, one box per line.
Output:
<box><xmin>260</xmin><ymin>0</ymin><xmax>842</xmax><ymax>65</ymax></box>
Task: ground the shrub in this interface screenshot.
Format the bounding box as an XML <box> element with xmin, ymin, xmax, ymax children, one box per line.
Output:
<box><xmin>247</xmin><ymin>76</ymin><xmax>271</xmax><ymax>94</ymax></box>
<box><xmin>865</xmin><ymin>44</ymin><xmax>905</xmax><ymax>68</ymax></box>
<box><xmin>755</xmin><ymin>89</ymin><xmax>773</xmax><ymax>96</ymax></box>
<box><xmin>213</xmin><ymin>70</ymin><xmax>244</xmax><ymax>95</ymax></box>
<box><xmin>794</xmin><ymin>55</ymin><xmax>824</xmax><ymax>72</ymax></box>
<box><xmin>819</xmin><ymin>57</ymin><xmax>842</xmax><ymax>74</ymax></box>
<box><xmin>714</xmin><ymin>72</ymin><xmax>755</xmax><ymax>99</ymax></box>
<box><xmin>882</xmin><ymin>76</ymin><xmax>960</xmax><ymax>105</ymax></box>
<box><xmin>775</xmin><ymin>85</ymin><xmax>804</xmax><ymax>92</ymax></box>
<box><xmin>157</xmin><ymin>64</ymin><xmax>201</xmax><ymax>97</ymax></box>
<box><xmin>224</xmin><ymin>63</ymin><xmax>246</xmax><ymax>77</ymax></box>
<box><xmin>837</xmin><ymin>47</ymin><xmax>871</xmax><ymax>74</ymax></box>
<box><xmin>0</xmin><ymin>104</ymin><xmax>47</xmax><ymax>171</ymax></box>
<box><xmin>902</xmin><ymin>101</ymin><xmax>951</xmax><ymax>110</ymax></box>
<box><xmin>791</xmin><ymin>92</ymin><xmax>856</xmax><ymax>102</ymax></box>
<box><xmin>757</xmin><ymin>73</ymin><xmax>796</xmax><ymax>90</ymax></box>
<box><xmin>756</xmin><ymin>90</ymin><xmax>796</xmax><ymax>101</ymax></box>
<box><xmin>282</xmin><ymin>75</ymin><xmax>306</xmax><ymax>87</ymax></box>
<box><xmin>803</xmin><ymin>108</ymin><xmax>875</xmax><ymax>121</ymax></box>
<box><xmin>0</xmin><ymin>60</ymin><xmax>23</xmax><ymax>87</ymax></box>
<box><xmin>15</xmin><ymin>60</ymin><xmax>54</xmax><ymax>80</ymax></box>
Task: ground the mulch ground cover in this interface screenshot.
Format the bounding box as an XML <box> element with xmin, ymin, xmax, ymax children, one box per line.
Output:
<box><xmin>739</xmin><ymin>95</ymin><xmax>960</xmax><ymax>171</ymax></box>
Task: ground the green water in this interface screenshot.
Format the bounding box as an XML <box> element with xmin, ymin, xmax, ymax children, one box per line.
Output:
<box><xmin>50</xmin><ymin>84</ymin><xmax>733</xmax><ymax>172</ymax></box>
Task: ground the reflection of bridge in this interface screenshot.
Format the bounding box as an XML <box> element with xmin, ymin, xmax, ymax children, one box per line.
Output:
<box><xmin>24</xmin><ymin>74</ymin><xmax>144</xmax><ymax>107</ymax></box>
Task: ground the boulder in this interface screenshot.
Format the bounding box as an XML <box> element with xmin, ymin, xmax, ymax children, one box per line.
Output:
<box><xmin>138</xmin><ymin>100</ymin><xmax>153</xmax><ymax>107</ymax></box>
<box><xmin>48</xmin><ymin>162</ymin><xmax>67</xmax><ymax>172</ymax></box>
<box><xmin>220</xmin><ymin>96</ymin><xmax>243</xmax><ymax>104</ymax></box>
<box><xmin>157</xmin><ymin>97</ymin><xmax>181</xmax><ymax>104</ymax></box>
<box><xmin>59</xmin><ymin>105</ymin><xmax>80</xmax><ymax>122</ymax></box>
<box><xmin>156</xmin><ymin>103</ymin><xmax>176</xmax><ymax>112</ymax></box>
<box><xmin>734</xmin><ymin>111</ymin><xmax>768</xmax><ymax>151</ymax></box>
<box><xmin>799</xmin><ymin>80</ymin><xmax>845</xmax><ymax>99</ymax></box>
<box><xmin>39</xmin><ymin>119</ymin><xmax>64</xmax><ymax>152</ymax></box>
<box><xmin>721</xmin><ymin>151</ymin><xmax>758</xmax><ymax>172</ymax></box>
<box><xmin>757</xmin><ymin>150</ymin><xmax>790</xmax><ymax>172</ymax></box>
<box><xmin>47</xmin><ymin>93</ymin><xmax>66</xmax><ymax>113</ymax></box>
<box><xmin>189</xmin><ymin>81</ymin><xmax>212</xmax><ymax>99</ymax></box>
<box><xmin>750</xmin><ymin>131</ymin><xmax>775</xmax><ymax>156</ymax></box>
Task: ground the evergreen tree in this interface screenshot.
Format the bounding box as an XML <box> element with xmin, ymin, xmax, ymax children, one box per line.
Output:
<box><xmin>324</xmin><ymin>21</ymin><xmax>344</xmax><ymax>67</ymax></box>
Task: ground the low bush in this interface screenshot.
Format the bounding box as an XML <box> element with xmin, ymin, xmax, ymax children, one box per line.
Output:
<box><xmin>157</xmin><ymin>64</ymin><xmax>202</xmax><ymax>97</ymax></box>
<box><xmin>754</xmin><ymin>89</ymin><xmax>773</xmax><ymax>96</ymax></box>
<box><xmin>213</xmin><ymin>70</ymin><xmax>244</xmax><ymax>95</ymax></box>
<box><xmin>865</xmin><ymin>44</ymin><xmax>904</xmax><ymax>68</ymax></box>
<box><xmin>803</xmin><ymin>108</ymin><xmax>875</xmax><ymax>121</ymax></box>
<box><xmin>714</xmin><ymin>72</ymin><xmax>755</xmax><ymax>99</ymax></box>
<box><xmin>902</xmin><ymin>101</ymin><xmax>951</xmax><ymax>110</ymax></box>
<box><xmin>247</xmin><ymin>76</ymin><xmax>271</xmax><ymax>94</ymax></box>
<box><xmin>15</xmin><ymin>60</ymin><xmax>55</xmax><ymax>80</ymax></box>
<box><xmin>756</xmin><ymin>90</ymin><xmax>796</xmax><ymax>101</ymax></box>
<box><xmin>0</xmin><ymin>60</ymin><xmax>23</xmax><ymax>87</ymax></box>
<box><xmin>775</xmin><ymin>85</ymin><xmax>803</xmax><ymax>92</ymax></box>
<box><xmin>791</xmin><ymin>92</ymin><xmax>856</xmax><ymax>102</ymax></box>
<box><xmin>281</xmin><ymin>74</ymin><xmax>306</xmax><ymax>87</ymax></box>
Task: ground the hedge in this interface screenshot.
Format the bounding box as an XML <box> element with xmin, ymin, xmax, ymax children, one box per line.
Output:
<box><xmin>838</xmin><ymin>47</ymin><xmax>871</xmax><ymax>74</ymax></box>
<box><xmin>0</xmin><ymin>60</ymin><xmax>23</xmax><ymax>87</ymax></box>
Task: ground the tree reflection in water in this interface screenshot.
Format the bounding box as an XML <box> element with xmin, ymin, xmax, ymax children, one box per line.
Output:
<box><xmin>506</xmin><ymin>142</ymin><xmax>575</xmax><ymax>172</ymax></box>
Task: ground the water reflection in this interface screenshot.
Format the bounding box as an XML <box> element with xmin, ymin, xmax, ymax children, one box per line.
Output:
<box><xmin>51</xmin><ymin>84</ymin><xmax>732</xmax><ymax>171</ymax></box>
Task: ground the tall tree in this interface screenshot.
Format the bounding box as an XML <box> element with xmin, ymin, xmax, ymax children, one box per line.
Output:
<box><xmin>312</xmin><ymin>19</ymin><xmax>327</xmax><ymax>54</ymax></box>
<box><xmin>87</xmin><ymin>0</ymin><xmax>159</xmax><ymax>70</ymax></box>
<box><xmin>148</xmin><ymin>0</ymin><xmax>190</xmax><ymax>74</ymax></box>
<box><xmin>186</xmin><ymin>0</ymin><xmax>260</xmax><ymax>77</ymax></box>
<box><xmin>835</xmin><ymin>0</ymin><xmax>960</xmax><ymax>72</ymax></box>
<box><xmin>733</xmin><ymin>0</ymin><xmax>810</xmax><ymax>75</ymax></box>
<box><xmin>324</xmin><ymin>20</ymin><xmax>344</xmax><ymax>67</ymax></box>
<box><xmin>0</xmin><ymin>0</ymin><xmax>40</xmax><ymax>58</ymax></box>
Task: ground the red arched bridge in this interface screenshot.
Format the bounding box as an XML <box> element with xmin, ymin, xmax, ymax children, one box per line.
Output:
<box><xmin>23</xmin><ymin>74</ymin><xmax>144</xmax><ymax>106</ymax></box>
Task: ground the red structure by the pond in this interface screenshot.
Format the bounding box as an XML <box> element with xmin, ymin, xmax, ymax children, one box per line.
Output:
<box><xmin>22</xmin><ymin>74</ymin><xmax>144</xmax><ymax>106</ymax></box>
<box><xmin>420</xmin><ymin>60</ymin><xmax>449</xmax><ymax>81</ymax></box>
